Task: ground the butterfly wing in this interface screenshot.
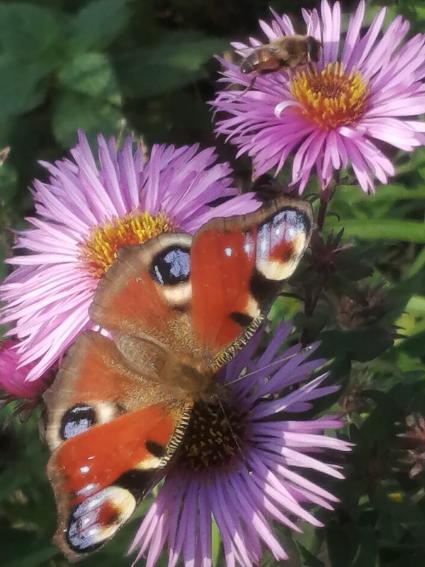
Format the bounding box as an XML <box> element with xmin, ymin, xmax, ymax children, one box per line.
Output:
<box><xmin>190</xmin><ymin>196</ymin><xmax>312</xmax><ymax>362</ymax></box>
<box><xmin>44</xmin><ymin>332</ymin><xmax>191</xmax><ymax>560</ymax></box>
<box><xmin>91</xmin><ymin>196</ymin><xmax>312</xmax><ymax>370</ymax></box>
<box><xmin>45</xmin><ymin>196</ymin><xmax>312</xmax><ymax>559</ymax></box>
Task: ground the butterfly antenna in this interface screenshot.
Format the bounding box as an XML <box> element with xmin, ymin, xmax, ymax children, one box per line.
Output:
<box><xmin>224</xmin><ymin>345</ymin><xmax>314</xmax><ymax>388</ymax></box>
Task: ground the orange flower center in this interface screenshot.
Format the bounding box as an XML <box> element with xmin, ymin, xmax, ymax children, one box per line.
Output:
<box><xmin>81</xmin><ymin>211</ymin><xmax>174</xmax><ymax>278</ymax></box>
<box><xmin>290</xmin><ymin>62</ymin><xmax>369</xmax><ymax>129</ymax></box>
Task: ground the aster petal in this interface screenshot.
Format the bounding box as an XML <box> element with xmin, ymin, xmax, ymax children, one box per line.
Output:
<box><xmin>97</xmin><ymin>135</ymin><xmax>128</xmax><ymax>216</ymax></box>
<box><xmin>182</xmin><ymin>485</ymin><xmax>199</xmax><ymax>567</ymax></box>
<box><xmin>227</xmin><ymin>481</ymin><xmax>286</xmax><ymax>563</ymax></box>
<box><xmin>341</xmin><ymin>0</ymin><xmax>365</xmax><ymax>66</ymax></box>
<box><xmin>321</xmin><ymin>0</ymin><xmax>340</xmax><ymax>64</ymax></box>
<box><xmin>252</xmin><ymin>373</ymin><xmax>332</xmax><ymax>419</ymax></box>
<box><xmin>302</xmin><ymin>6</ymin><xmax>321</xmax><ymax>42</ymax></box>
<box><xmin>269</xmin><ymin>8</ymin><xmax>295</xmax><ymax>36</ymax></box>
<box><xmin>261</xmin><ymin>453</ymin><xmax>340</xmax><ymax>503</ymax></box>
<box><xmin>119</xmin><ymin>137</ymin><xmax>141</xmax><ymax>208</ymax></box>
<box><xmin>248</xmin><ymin>451</ymin><xmax>323</xmax><ymax>527</ymax></box>
<box><xmin>208</xmin><ymin>480</ymin><xmax>250</xmax><ymax>567</ymax></box>
<box><xmin>231</xmin><ymin>467</ymin><xmax>298</xmax><ymax>538</ymax></box>
<box><xmin>351</xmin><ymin>7</ymin><xmax>387</xmax><ymax>70</ymax></box>
<box><xmin>146</xmin><ymin>513</ymin><xmax>168</xmax><ymax>567</ymax></box>
<box><xmin>198</xmin><ymin>486</ymin><xmax>212</xmax><ymax>567</ymax></box>
<box><xmin>362</xmin><ymin>16</ymin><xmax>409</xmax><ymax>80</ymax></box>
<box><xmin>280</xmin><ymin>446</ymin><xmax>344</xmax><ymax>479</ymax></box>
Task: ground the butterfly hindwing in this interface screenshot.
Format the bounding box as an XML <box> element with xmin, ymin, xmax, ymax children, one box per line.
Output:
<box><xmin>44</xmin><ymin>332</ymin><xmax>191</xmax><ymax>561</ymax></box>
<box><xmin>48</xmin><ymin>404</ymin><xmax>189</xmax><ymax>561</ymax></box>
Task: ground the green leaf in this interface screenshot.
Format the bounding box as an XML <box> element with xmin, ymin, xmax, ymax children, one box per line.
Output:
<box><xmin>212</xmin><ymin>521</ymin><xmax>221</xmax><ymax>566</ymax></box>
<box><xmin>0</xmin><ymin>56</ymin><xmax>48</xmax><ymax>116</ymax></box>
<box><xmin>3</xmin><ymin>546</ymin><xmax>57</xmax><ymax>567</ymax></box>
<box><xmin>114</xmin><ymin>31</ymin><xmax>226</xmax><ymax>98</ymax></box>
<box><xmin>350</xmin><ymin>529</ymin><xmax>379</xmax><ymax>567</ymax></box>
<box><xmin>68</xmin><ymin>0</ymin><xmax>130</xmax><ymax>52</ymax></box>
<box><xmin>405</xmin><ymin>295</ymin><xmax>425</xmax><ymax>316</ymax></box>
<box><xmin>58</xmin><ymin>52</ymin><xmax>118</xmax><ymax>97</ymax></box>
<box><xmin>52</xmin><ymin>92</ymin><xmax>121</xmax><ymax>148</ymax></box>
<box><xmin>318</xmin><ymin>326</ymin><xmax>394</xmax><ymax>362</ymax></box>
<box><xmin>337</xmin><ymin>184</ymin><xmax>425</xmax><ymax>202</ymax></box>
<box><xmin>327</xmin><ymin>219</ymin><xmax>425</xmax><ymax>243</ymax></box>
<box><xmin>0</xmin><ymin>3</ymin><xmax>63</xmax><ymax>64</ymax></box>
<box><xmin>0</xmin><ymin>163</ymin><xmax>17</xmax><ymax>204</ymax></box>
<box><xmin>326</xmin><ymin>522</ymin><xmax>379</xmax><ymax>567</ymax></box>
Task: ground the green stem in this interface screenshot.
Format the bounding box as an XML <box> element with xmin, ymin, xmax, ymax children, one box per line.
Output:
<box><xmin>317</xmin><ymin>174</ymin><xmax>338</xmax><ymax>232</ymax></box>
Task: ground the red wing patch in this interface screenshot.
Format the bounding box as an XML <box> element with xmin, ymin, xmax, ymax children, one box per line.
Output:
<box><xmin>190</xmin><ymin>198</ymin><xmax>313</xmax><ymax>354</ymax></box>
<box><xmin>191</xmin><ymin>227</ymin><xmax>257</xmax><ymax>350</ymax></box>
<box><xmin>43</xmin><ymin>332</ymin><xmax>172</xmax><ymax>452</ymax></box>
<box><xmin>49</xmin><ymin>405</ymin><xmax>174</xmax><ymax>502</ymax></box>
<box><xmin>47</xmin><ymin>404</ymin><xmax>183</xmax><ymax>560</ymax></box>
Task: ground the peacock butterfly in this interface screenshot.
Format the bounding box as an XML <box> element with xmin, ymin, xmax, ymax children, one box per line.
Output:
<box><xmin>43</xmin><ymin>196</ymin><xmax>312</xmax><ymax>561</ymax></box>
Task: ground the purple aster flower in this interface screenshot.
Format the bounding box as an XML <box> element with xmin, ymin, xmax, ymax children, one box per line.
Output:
<box><xmin>130</xmin><ymin>322</ymin><xmax>351</xmax><ymax>566</ymax></box>
<box><xmin>0</xmin><ymin>339</ymin><xmax>43</xmax><ymax>400</ymax></box>
<box><xmin>212</xmin><ymin>0</ymin><xmax>425</xmax><ymax>193</ymax></box>
<box><xmin>0</xmin><ymin>132</ymin><xmax>259</xmax><ymax>382</ymax></box>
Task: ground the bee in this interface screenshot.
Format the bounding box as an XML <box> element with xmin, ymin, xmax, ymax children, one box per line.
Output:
<box><xmin>240</xmin><ymin>35</ymin><xmax>321</xmax><ymax>75</ymax></box>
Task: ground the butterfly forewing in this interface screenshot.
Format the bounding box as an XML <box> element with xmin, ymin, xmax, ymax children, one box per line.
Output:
<box><xmin>90</xmin><ymin>196</ymin><xmax>312</xmax><ymax>370</ymax></box>
<box><xmin>190</xmin><ymin>197</ymin><xmax>312</xmax><ymax>360</ymax></box>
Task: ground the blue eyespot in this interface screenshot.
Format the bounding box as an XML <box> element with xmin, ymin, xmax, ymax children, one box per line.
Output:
<box><xmin>60</xmin><ymin>404</ymin><xmax>96</xmax><ymax>441</ymax></box>
<box><xmin>151</xmin><ymin>246</ymin><xmax>191</xmax><ymax>286</ymax></box>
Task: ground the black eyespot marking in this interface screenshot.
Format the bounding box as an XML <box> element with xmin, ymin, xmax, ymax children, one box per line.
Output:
<box><xmin>150</xmin><ymin>246</ymin><xmax>191</xmax><ymax>286</ymax></box>
<box><xmin>230</xmin><ymin>312</ymin><xmax>254</xmax><ymax>327</ymax></box>
<box><xmin>116</xmin><ymin>469</ymin><xmax>157</xmax><ymax>498</ymax></box>
<box><xmin>146</xmin><ymin>440</ymin><xmax>166</xmax><ymax>458</ymax></box>
<box><xmin>250</xmin><ymin>269</ymin><xmax>282</xmax><ymax>305</ymax></box>
<box><xmin>60</xmin><ymin>404</ymin><xmax>97</xmax><ymax>441</ymax></box>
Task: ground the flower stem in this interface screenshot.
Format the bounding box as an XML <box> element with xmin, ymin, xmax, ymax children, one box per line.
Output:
<box><xmin>317</xmin><ymin>175</ymin><xmax>338</xmax><ymax>232</ymax></box>
<box><xmin>317</xmin><ymin>191</ymin><xmax>329</xmax><ymax>232</ymax></box>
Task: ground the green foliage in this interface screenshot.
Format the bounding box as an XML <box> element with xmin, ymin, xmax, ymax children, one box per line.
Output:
<box><xmin>113</xmin><ymin>31</ymin><xmax>226</xmax><ymax>98</ymax></box>
<box><xmin>1</xmin><ymin>0</ymin><xmax>425</xmax><ymax>566</ymax></box>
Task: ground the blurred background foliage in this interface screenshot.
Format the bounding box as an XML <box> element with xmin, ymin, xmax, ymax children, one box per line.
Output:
<box><xmin>1</xmin><ymin>0</ymin><xmax>425</xmax><ymax>565</ymax></box>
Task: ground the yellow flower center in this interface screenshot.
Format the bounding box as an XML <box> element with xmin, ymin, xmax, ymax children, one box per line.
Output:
<box><xmin>81</xmin><ymin>211</ymin><xmax>174</xmax><ymax>278</ymax></box>
<box><xmin>290</xmin><ymin>62</ymin><xmax>369</xmax><ymax>129</ymax></box>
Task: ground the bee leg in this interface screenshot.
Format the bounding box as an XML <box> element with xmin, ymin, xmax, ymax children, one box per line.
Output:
<box><xmin>237</xmin><ymin>75</ymin><xmax>257</xmax><ymax>98</ymax></box>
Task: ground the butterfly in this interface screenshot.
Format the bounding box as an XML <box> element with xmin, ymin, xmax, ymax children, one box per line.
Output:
<box><xmin>43</xmin><ymin>196</ymin><xmax>313</xmax><ymax>561</ymax></box>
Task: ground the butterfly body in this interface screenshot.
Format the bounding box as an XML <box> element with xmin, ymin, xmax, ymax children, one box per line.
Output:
<box><xmin>44</xmin><ymin>196</ymin><xmax>312</xmax><ymax>560</ymax></box>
